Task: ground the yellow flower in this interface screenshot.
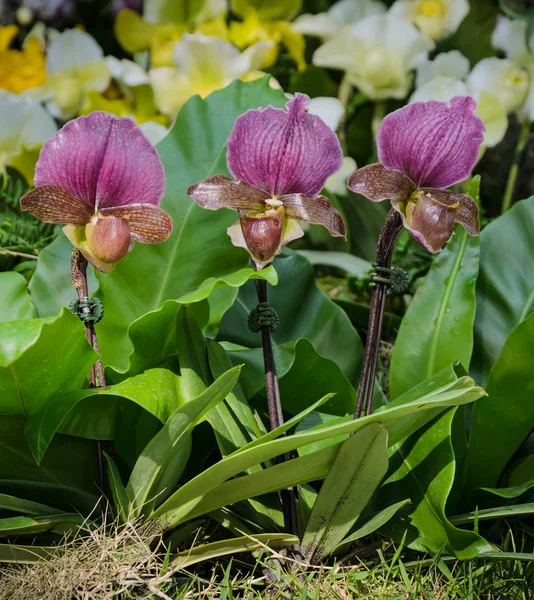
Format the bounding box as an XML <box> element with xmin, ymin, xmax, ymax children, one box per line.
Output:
<box><xmin>0</xmin><ymin>26</ymin><xmax>46</xmax><ymax>93</ymax></box>
<box><xmin>115</xmin><ymin>1</ymin><xmax>229</xmax><ymax>67</ymax></box>
<box><xmin>229</xmin><ymin>1</ymin><xmax>305</xmax><ymax>70</ymax></box>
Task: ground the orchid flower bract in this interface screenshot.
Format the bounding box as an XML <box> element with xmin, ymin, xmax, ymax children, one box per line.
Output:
<box><xmin>348</xmin><ymin>96</ymin><xmax>485</xmax><ymax>254</ymax></box>
<box><xmin>20</xmin><ymin>112</ymin><xmax>172</xmax><ymax>273</ymax></box>
<box><xmin>187</xmin><ymin>93</ymin><xmax>346</xmax><ymax>268</ymax></box>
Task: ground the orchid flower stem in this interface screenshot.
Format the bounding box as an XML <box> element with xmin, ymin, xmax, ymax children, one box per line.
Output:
<box><xmin>254</xmin><ymin>277</ymin><xmax>300</xmax><ymax>553</ymax></box>
<box><xmin>501</xmin><ymin>119</ymin><xmax>531</xmax><ymax>214</ymax></box>
<box><xmin>354</xmin><ymin>209</ymin><xmax>402</xmax><ymax>420</ymax></box>
<box><xmin>71</xmin><ymin>249</ymin><xmax>112</xmax><ymax>502</ymax></box>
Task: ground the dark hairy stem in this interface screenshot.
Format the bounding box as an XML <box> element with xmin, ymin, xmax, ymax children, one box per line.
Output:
<box><xmin>354</xmin><ymin>209</ymin><xmax>402</xmax><ymax>419</ymax></box>
<box><xmin>254</xmin><ymin>278</ymin><xmax>300</xmax><ymax>551</ymax></box>
<box><xmin>71</xmin><ymin>250</ymin><xmax>110</xmax><ymax>498</ymax></box>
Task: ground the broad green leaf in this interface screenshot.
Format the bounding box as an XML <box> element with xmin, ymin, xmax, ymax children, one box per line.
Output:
<box><xmin>127</xmin><ymin>366</ymin><xmax>242</xmax><ymax>517</ymax></box>
<box><xmin>471</xmin><ymin>197</ymin><xmax>534</xmax><ymax>386</ymax></box>
<box><xmin>152</xmin><ymin>378</ymin><xmax>484</xmax><ymax>527</ymax></box>
<box><xmin>377</xmin><ymin>410</ymin><xmax>493</xmax><ymax>559</ymax></box>
<box><xmin>302</xmin><ymin>424</ymin><xmax>389</xmax><ymax>562</ymax></box>
<box><xmin>0</xmin><ymin>493</ymin><xmax>56</xmax><ymax>516</ymax></box>
<box><xmin>465</xmin><ymin>314</ymin><xmax>534</xmax><ymax>493</ymax></box>
<box><xmin>174</xmin><ymin>444</ymin><xmax>340</xmax><ymax>526</ymax></box>
<box><xmin>104</xmin><ymin>453</ymin><xmax>132</xmax><ymax>523</ymax></box>
<box><xmin>0</xmin><ymin>513</ymin><xmax>83</xmax><ymax>538</ymax></box>
<box><xmin>0</xmin><ymin>272</ymin><xmax>35</xmax><ymax>322</ymax></box>
<box><xmin>29</xmin><ymin>368</ymin><xmax>185</xmax><ymax>462</ymax></box>
<box><xmin>507</xmin><ymin>455</ymin><xmax>534</xmax><ymax>488</ymax></box>
<box><xmin>333</xmin><ymin>499</ymin><xmax>412</xmax><ymax>555</ymax></box>
<box><xmin>477</xmin><ymin>480</ymin><xmax>534</xmax><ymax>501</ymax></box>
<box><xmin>231</xmin><ymin>0</ymin><xmax>301</xmax><ymax>20</ymax></box>
<box><xmin>0</xmin><ymin>416</ymin><xmax>100</xmax><ymax>494</ymax></box>
<box><xmin>390</xmin><ymin>221</ymin><xmax>479</xmax><ymax>399</ymax></box>
<box><xmin>0</xmin><ymin>543</ymin><xmax>55</xmax><ymax>563</ymax></box>
<box><xmin>29</xmin><ymin>234</ymin><xmax>97</xmax><ymax>317</ymax></box>
<box><xmin>297</xmin><ymin>251</ymin><xmax>372</xmax><ymax>277</ymax></box>
<box><xmin>220</xmin><ymin>250</ymin><xmax>364</xmax><ymax>388</ymax></box>
<box><xmin>228</xmin><ymin>338</ymin><xmax>356</xmax><ymax>416</ymax></box>
<box><xmin>171</xmin><ymin>533</ymin><xmax>300</xmax><ymax>568</ymax></box>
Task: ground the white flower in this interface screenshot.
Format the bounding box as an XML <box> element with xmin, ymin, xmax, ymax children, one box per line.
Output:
<box><xmin>313</xmin><ymin>13</ymin><xmax>434</xmax><ymax>100</ymax></box>
<box><xmin>326</xmin><ymin>156</ymin><xmax>357</xmax><ymax>196</ymax></box>
<box><xmin>139</xmin><ymin>121</ymin><xmax>169</xmax><ymax>145</ymax></box>
<box><xmin>390</xmin><ymin>0</ymin><xmax>469</xmax><ymax>40</ymax></box>
<box><xmin>107</xmin><ymin>56</ymin><xmax>150</xmax><ymax>88</ymax></box>
<box><xmin>307</xmin><ymin>96</ymin><xmax>345</xmax><ymax>131</ymax></box>
<box><xmin>410</xmin><ymin>76</ymin><xmax>507</xmax><ymax>148</ymax></box>
<box><xmin>149</xmin><ymin>33</ymin><xmax>273</xmax><ymax>117</ymax></box>
<box><xmin>492</xmin><ymin>15</ymin><xmax>530</xmax><ymax>60</ymax></box>
<box><xmin>0</xmin><ymin>91</ymin><xmax>57</xmax><ymax>181</ymax></box>
<box><xmin>416</xmin><ymin>50</ymin><xmax>470</xmax><ymax>87</ymax></box>
<box><xmin>293</xmin><ymin>0</ymin><xmax>385</xmax><ymax>41</ymax></box>
<box><xmin>36</xmin><ymin>29</ymin><xmax>111</xmax><ymax>120</ymax></box>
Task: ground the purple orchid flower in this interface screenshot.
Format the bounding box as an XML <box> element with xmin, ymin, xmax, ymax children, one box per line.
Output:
<box><xmin>21</xmin><ymin>112</ymin><xmax>172</xmax><ymax>272</ymax></box>
<box><xmin>187</xmin><ymin>94</ymin><xmax>346</xmax><ymax>269</ymax></box>
<box><xmin>348</xmin><ymin>96</ymin><xmax>485</xmax><ymax>253</ymax></box>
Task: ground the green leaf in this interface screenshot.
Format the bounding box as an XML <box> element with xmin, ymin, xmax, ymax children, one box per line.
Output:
<box><xmin>127</xmin><ymin>366</ymin><xmax>242</xmax><ymax>517</ymax></box>
<box><xmin>302</xmin><ymin>423</ymin><xmax>389</xmax><ymax>562</ymax></box>
<box><xmin>0</xmin><ymin>310</ymin><xmax>97</xmax><ymax>461</ymax></box>
<box><xmin>220</xmin><ymin>250</ymin><xmax>364</xmax><ymax>388</ymax></box>
<box><xmin>333</xmin><ymin>499</ymin><xmax>412</xmax><ymax>555</ymax></box>
<box><xmin>465</xmin><ymin>313</ymin><xmax>534</xmax><ymax>493</ymax></box>
<box><xmin>151</xmin><ymin>377</ymin><xmax>484</xmax><ymax>528</ymax></box>
<box><xmin>170</xmin><ymin>533</ymin><xmax>300</xmax><ymax>569</ymax></box>
<box><xmin>104</xmin><ymin>453</ymin><xmax>132</xmax><ymax>523</ymax></box>
<box><xmin>0</xmin><ymin>513</ymin><xmax>83</xmax><ymax>538</ymax></box>
<box><xmin>451</xmin><ymin>503</ymin><xmax>534</xmax><ymax>525</ymax></box>
<box><xmin>228</xmin><ymin>338</ymin><xmax>356</xmax><ymax>416</ymax></box>
<box><xmin>0</xmin><ymin>415</ymin><xmax>100</xmax><ymax>494</ymax></box>
<box><xmin>0</xmin><ymin>543</ymin><xmax>55</xmax><ymax>563</ymax></box>
<box><xmin>390</xmin><ymin>221</ymin><xmax>479</xmax><ymax>399</ymax></box>
<box><xmin>0</xmin><ymin>272</ymin><xmax>36</xmax><ymax>322</ymax></box>
<box><xmin>29</xmin><ymin>368</ymin><xmax>185</xmax><ymax>462</ymax></box>
<box><xmin>377</xmin><ymin>410</ymin><xmax>493</xmax><ymax>559</ymax></box>
<box><xmin>175</xmin><ymin>444</ymin><xmax>340</xmax><ymax>525</ymax></box>
<box><xmin>29</xmin><ymin>234</ymin><xmax>98</xmax><ymax>317</ymax></box>
<box><xmin>297</xmin><ymin>251</ymin><xmax>372</xmax><ymax>278</ymax></box>
<box><xmin>471</xmin><ymin>197</ymin><xmax>534</xmax><ymax>386</ymax></box>
<box><xmin>477</xmin><ymin>480</ymin><xmax>534</xmax><ymax>501</ymax></box>
<box><xmin>0</xmin><ymin>493</ymin><xmax>57</xmax><ymax>516</ymax></box>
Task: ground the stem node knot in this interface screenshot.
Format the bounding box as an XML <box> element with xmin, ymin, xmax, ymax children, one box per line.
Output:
<box><xmin>69</xmin><ymin>296</ymin><xmax>104</xmax><ymax>325</ymax></box>
<box><xmin>248</xmin><ymin>301</ymin><xmax>280</xmax><ymax>333</ymax></box>
<box><xmin>370</xmin><ymin>264</ymin><xmax>409</xmax><ymax>294</ymax></box>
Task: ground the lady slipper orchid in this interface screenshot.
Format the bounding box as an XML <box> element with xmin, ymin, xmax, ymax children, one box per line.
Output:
<box><xmin>187</xmin><ymin>93</ymin><xmax>346</xmax><ymax>268</ymax></box>
<box><xmin>20</xmin><ymin>111</ymin><xmax>172</xmax><ymax>272</ymax></box>
<box><xmin>348</xmin><ymin>96</ymin><xmax>485</xmax><ymax>253</ymax></box>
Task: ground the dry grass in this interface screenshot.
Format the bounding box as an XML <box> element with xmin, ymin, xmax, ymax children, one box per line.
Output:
<box><xmin>0</xmin><ymin>518</ymin><xmax>171</xmax><ymax>600</ymax></box>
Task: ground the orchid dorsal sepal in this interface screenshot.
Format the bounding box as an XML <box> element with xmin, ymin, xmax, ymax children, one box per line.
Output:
<box><xmin>187</xmin><ymin>93</ymin><xmax>346</xmax><ymax>268</ymax></box>
<box><xmin>20</xmin><ymin>112</ymin><xmax>172</xmax><ymax>272</ymax></box>
<box><xmin>348</xmin><ymin>96</ymin><xmax>484</xmax><ymax>254</ymax></box>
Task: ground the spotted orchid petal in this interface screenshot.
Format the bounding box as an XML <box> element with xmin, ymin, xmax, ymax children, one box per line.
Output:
<box><xmin>422</xmin><ymin>188</ymin><xmax>480</xmax><ymax>236</ymax></box>
<box><xmin>20</xmin><ymin>184</ymin><xmax>93</xmax><ymax>225</ymax></box>
<box><xmin>347</xmin><ymin>163</ymin><xmax>416</xmax><ymax>202</ymax></box>
<box><xmin>187</xmin><ymin>175</ymin><xmax>269</xmax><ymax>212</ymax></box>
<box><xmin>377</xmin><ymin>96</ymin><xmax>485</xmax><ymax>189</ymax></box>
<box><xmin>227</xmin><ymin>93</ymin><xmax>343</xmax><ymax>197</ymax></box>
<box><xmin>99</xmin><ymin>204</ymin><xmax>173</xmax><ymax>244</ymax></box>
<box><xmin>34</xmin><ymin>112</ymin><xmax>166</xmax><ymax>211</ymax></box>
<box><xmin>281</xmin><ymin>193</ymin><xmax>346</xmax><ymax>238</ymax></box>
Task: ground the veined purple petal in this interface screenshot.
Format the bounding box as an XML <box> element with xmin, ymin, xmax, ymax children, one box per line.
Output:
<box><xmin>422</xmin><ymin>188</ymin><xmax>480</xmax><ymax>236</ymax></box>
<box><xmin>100</xmin><ymin>204</ymin><xmax>173</xmax><ymax>244</ymax></box>
<box><xmin>347</xmin><ymin>163</ymin><xmax>416</xmax><ymax>202</ymax></box>
<box><xmin>187</xmin><ymin>175</ymin><xmax>269</xmax><ymax>212</ymax></box>
<box><xmin>35</xmin><ymin>112</ymin><xmax>165</xmax><ymax>210</ymax></box>
<box><xmin>377</xmin><ymin>97</ymin><xmax>485</xmax><ymax>189</ymax></box>
<box><xmin>227</xmin><ymin>93</ymin><xmax>343</xmax><ymax>197</ymax></box>
<box><xmin>20</xmin><ymin>185</ymin><xmax>93</xmax><ymax>225</ymax></box>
